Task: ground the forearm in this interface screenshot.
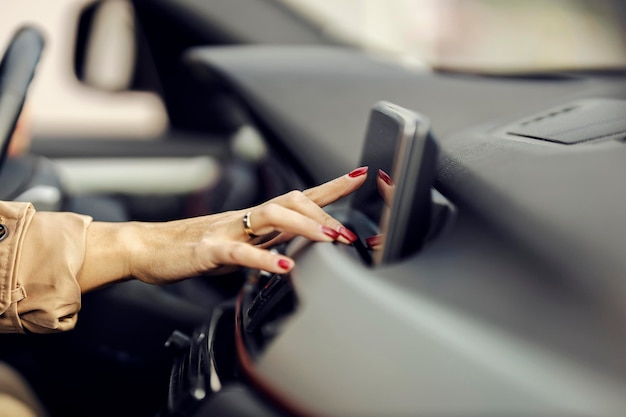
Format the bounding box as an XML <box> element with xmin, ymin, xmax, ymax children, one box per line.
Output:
<box><xmin>77</xmin><ymin>221</ymin><xmax>137</xmax><ymax>292</ymax></box>
<box><xmin>78</xmin><ymin>218</ymin><xmax>208</xmax><ymax>292</ymax></box>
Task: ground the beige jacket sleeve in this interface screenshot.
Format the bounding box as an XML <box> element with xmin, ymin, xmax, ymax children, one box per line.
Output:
<box><xmin>0</xmin><ymin>201</ymin><xmax>92</xmax><ymax>333</ymax></box>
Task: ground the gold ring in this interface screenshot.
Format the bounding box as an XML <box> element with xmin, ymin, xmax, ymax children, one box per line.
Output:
<box><xmin>242</xmin><ymin>211</ymin><xmax>258</xmax><ymax>238</ymax></box>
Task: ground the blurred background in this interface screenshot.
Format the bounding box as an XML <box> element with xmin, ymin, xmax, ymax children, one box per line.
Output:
<box><xmin>0</xmin><ymin>0</ymin><xmax>167</xmax><ymax>141</ymax></box>
<box><xmin>284</xmin><ymin>0</ymin><xmax>626</xmax><ymax>72</ymax></box>
<box><xmin>1</xmin><ymin>0</ymin><xmax>625</xmax><ymax>142</ymax></box>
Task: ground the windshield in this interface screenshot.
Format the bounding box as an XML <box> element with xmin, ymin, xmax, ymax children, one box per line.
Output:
<box><xmin>280</xmin><ymin>0</ymin><xmax>626</xmax><ymax>74</ymax></box>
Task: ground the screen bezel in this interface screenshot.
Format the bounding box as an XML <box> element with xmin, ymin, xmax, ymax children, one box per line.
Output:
<box><xmin>349</xmin><ymin>101</ymin><xmax>438</xmax><ymax>265</ymax></box>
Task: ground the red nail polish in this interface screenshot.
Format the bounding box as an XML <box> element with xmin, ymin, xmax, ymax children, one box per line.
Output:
<box><xmin>278</xmin><ymin>259</ymin><xmax>291</xmax><ymax>270</ymax></box>
<box><xmin>378</xmin><ymin>169</ymin><xmax>393</xmax><ymax>186</ymax></box>
<box><xmin>348</xmin><ymin>166</ymin><xmax>368</xmax><ymax>178</ymax></box>
<box><xmin>321</xmin><ymin>225</ymin><xmax>340</xmax><ymax>239</ymax></box>
<box><xmin>366</xmin><ymin>234</ymin><xmax>383</xmax><ymax>248</ymax></box>
<box><xmin>337</xmin><ymin>226</ymin><xmax>357</xmax><ymax>243</ymax></box>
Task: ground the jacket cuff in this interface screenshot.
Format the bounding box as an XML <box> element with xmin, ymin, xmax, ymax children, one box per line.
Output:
<box><xmin>0</xmin><ymin>201</ymin><xmax>92</xmax><ymax>333</ymax></box>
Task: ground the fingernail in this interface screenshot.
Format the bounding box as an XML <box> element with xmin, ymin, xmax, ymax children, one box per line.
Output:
<box><xmin>337</xmin><ymin>226</ymin><xmax>357</xmax><ymax>243</ymax></box>
<box><xmin>348</xmin><ymin>166</ymin><xmax>368</xmax><ymax>178</ymax></box>
<box><xmin>321</xmin><ymin>225</ymin><xmax>340</xmax><ymax>239</ymax></box>
<box><xmin>366</xmin><ymin>234</ymin><xmax>383</xmax><ymax>248</ymax></box>
<box><xmin>378</xmin><ymin>169</ymin><xmax>393</xmax><ymax>186</ymax></box>
<box><xmin>277</xmin><ymin>259</ymin><xmax>291</xmax><ymax>270</ymax></box>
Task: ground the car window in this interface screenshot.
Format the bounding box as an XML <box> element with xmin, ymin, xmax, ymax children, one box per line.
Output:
<box><xmin>0</xmin><ymin>0</ymin><xmax>168</xmax><ymax>141</ymax></box>
<box><xmin>279</xmin><ymin>0</ymin><xmax>626</xmax><ymax>73</ymax></box>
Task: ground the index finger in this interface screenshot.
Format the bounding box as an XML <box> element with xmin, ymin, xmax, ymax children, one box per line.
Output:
<box><xmin>303</xmin><ymin>166</ymin><xmax>368</xmax><ymax>207</ymax></box>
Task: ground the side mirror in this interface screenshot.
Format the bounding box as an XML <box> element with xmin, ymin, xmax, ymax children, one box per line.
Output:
<box><xmin>74</xmin><ymin>0</ymin><xmax>136</xmax><ymax>91</ymax></box>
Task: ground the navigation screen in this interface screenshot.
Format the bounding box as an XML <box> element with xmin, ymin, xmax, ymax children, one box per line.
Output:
<box><xmin>349</xmin><ymin>101</ymin><xmax>438</xmax><ymax>265</ymax></box>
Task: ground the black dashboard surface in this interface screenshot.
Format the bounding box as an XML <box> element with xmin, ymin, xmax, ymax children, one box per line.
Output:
<box><xmin>186</xmin><ymin>45</ymin><xmax>626</xmax><ymax>317</ymax></box>
<box><xmin>185</xmin><ymin>45</ymin><xmax>626</xmax><ymax>417</ymax></box>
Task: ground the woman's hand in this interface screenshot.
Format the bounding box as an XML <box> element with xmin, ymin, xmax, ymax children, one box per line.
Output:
<box><xmin>78</xmin><ymin>167</ymin><xmax>368</xmax><ymax>291</ymax></box>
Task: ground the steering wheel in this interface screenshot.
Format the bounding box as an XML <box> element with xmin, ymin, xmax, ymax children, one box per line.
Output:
<box><xmin>0</xmin><ymin>26</ymin><xmax>44</xmax><ymax>172</ymax></box>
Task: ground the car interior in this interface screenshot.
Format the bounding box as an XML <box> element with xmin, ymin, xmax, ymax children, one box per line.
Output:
<box><xmin>1</xmin><ymin>1</ymin><xmax>626</xmax><ymax>416</ymax></box>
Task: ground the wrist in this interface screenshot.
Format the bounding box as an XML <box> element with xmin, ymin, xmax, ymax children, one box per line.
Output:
<box><xmin>79</xmin><ymin>221</ymin><xmax>141</xmax><ymax>291</ymax></box>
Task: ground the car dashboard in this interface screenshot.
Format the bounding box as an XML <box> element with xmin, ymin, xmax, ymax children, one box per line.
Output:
<box><xmin>157</xmin><ymin>45</ymin><xmax>626</xmax><ymax>417</ymax></box>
